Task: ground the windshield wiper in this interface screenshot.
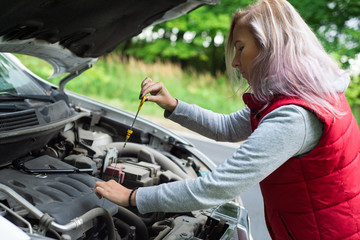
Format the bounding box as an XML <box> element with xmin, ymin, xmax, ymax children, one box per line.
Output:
<box><xmin>0</xmin><ymin>92</ymin><xmax>53</xmax><ymax>102</ymax></box>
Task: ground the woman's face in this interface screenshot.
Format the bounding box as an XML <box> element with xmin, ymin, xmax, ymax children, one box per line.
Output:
<box><xmin>231</xmin><ymin>23</ymin><xmax>261</xmax><ymax>81</ymax></box>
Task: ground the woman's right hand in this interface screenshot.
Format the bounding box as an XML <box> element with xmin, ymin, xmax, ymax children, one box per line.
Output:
<box><xmin>140</xmin><ymin>77</ymin><xmax>178</xmax><ymax>112</ymax></box>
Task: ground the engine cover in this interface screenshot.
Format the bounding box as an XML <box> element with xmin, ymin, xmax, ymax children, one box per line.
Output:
<box><xmin>0</xmin><ymin>156</ymin><xmax>117</xmax><ymax>225</ymax></box>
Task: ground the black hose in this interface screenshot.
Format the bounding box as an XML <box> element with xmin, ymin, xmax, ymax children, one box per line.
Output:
<box><xmin>115</xmin><ymin>206</ymin><xmax>149</xmax><ymax>240</ymax></box>
<box><xmin>140</xmin><ymin>212</ymin><xmax>165</xmax><ymax>226</ymax></box>
<box><xmin>80</xmin><ymin>207</ymin><xmax>117</xmax><ymax>240</ymax></box>
<box><xmin>113</xmin><ymin>218</ymin><xmax>130</xmax><ymax>239</ymax></box>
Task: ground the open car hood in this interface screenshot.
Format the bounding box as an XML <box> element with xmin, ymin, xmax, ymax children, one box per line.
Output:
<box><xmin>0</xmin><ymin>0</ymin><xmax>219</xmax><ymax>77</ymax></box>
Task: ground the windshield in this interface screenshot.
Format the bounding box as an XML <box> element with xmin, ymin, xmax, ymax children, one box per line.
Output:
<box><xmin>0</xmin><ymin>54</ymin><xmax>45</xmax><ymax>95</ymax></box>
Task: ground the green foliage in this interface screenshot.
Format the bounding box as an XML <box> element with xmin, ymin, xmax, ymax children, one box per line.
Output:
<box><xmin>290</xmin><ymin>0</ymin><xmax>360</xmax><ymax>63</ymax></box>
<box><xmin>126</xmin><ymin>39</ymin><xmax>201</xmax><ymax>62</ymax></box>
<box><xmin>346</xmin><ymin>74</ymin><xmax>360</xmax><ymax>107</ymax></box>
<box><xmin>346</xmin><ymin>74</ymin><xmax>360</xmax><ymax>125</ymax></box>
<box><xmin>118</xmin><ymin>0</ymin><xmax>254</xmax><ymax>74</ymax></box>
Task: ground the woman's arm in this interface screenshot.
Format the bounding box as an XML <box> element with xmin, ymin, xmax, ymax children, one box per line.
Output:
<box><xmin>135</xmin><ymin>105</ymin><xmax>323</xmax><ymax>213</ymax></box>
<box><xmin>166</xmin><ymin>100</ymin><xmax>252</xmax><ymax>142</ymax></box>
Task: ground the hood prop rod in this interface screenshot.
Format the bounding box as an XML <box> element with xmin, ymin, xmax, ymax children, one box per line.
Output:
<box><xmin>59</xmin><ymin>63</ymin><xmax>92</xmax><ymax>93</ymax></box>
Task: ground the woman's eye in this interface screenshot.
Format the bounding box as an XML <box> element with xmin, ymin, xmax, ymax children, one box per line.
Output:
<box><xmin>238</xmin><ymin>46</ymin><xmax>244</xmax><ymax>52</ymax></box>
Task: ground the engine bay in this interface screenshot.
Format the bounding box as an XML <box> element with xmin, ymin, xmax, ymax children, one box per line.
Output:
<box><xmin>0</xmin><ymin>105</ymin><xmax>249</xmax><ymax>240</ymax></box>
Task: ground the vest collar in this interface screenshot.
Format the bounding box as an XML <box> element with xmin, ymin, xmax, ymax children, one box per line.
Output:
<box><xmin>242</xmin><ymin>93</ymin><xmax>264</xmax><ymax>110</ymax></box>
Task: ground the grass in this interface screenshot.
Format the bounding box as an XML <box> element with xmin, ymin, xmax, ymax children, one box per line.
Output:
<box><xmin>15</xmin><ymin>54</ymin><xmax>245</xmax><ymax>117</ymax></box>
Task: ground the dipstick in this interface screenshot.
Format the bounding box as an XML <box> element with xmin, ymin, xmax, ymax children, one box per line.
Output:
<box><xmin>106</xmin><ymin>96</ymin><xmax>146</xmax><ymax>183</ymax></box>
<box><xmin>122</xmin><ymin>96</ymin><xmax>146</xmax><ymax>149</ymax></box>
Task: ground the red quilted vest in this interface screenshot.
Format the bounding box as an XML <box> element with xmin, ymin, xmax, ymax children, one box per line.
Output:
<box><xmin>243</xmin><ymin>93</ymin><xmax>360</xmax><ymax>240</ymax></box>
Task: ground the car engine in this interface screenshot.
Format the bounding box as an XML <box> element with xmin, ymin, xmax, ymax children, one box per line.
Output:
<box><xmin>0</xmin><ymin>97</ymin><xmax>249</xmax><ymax>240</ymax></box>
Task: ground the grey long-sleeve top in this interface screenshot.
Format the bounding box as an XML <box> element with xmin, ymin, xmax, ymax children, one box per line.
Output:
<box><xmin>135</xmin><ymin>101</ymin><xmax>324</xmax><ymax>214</ymax></box>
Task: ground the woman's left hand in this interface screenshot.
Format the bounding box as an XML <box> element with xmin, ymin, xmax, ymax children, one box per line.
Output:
<box><xmin>94</xmin><ymin>180</ymin><xmax>134</xmax><ymax>206</ymax></box>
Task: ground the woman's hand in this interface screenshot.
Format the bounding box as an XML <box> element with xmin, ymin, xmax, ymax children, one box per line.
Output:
<box><xmin>94</xmin><ymin>180</ymin><xmax>135</xmax><ymax>207</ymax></box>
<box><xmin>140</xmin><ymin>77</ymin><xmax>178</xmax><ymax>113</ymax></box>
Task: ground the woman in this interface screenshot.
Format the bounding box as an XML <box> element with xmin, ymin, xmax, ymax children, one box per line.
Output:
<box><xmin>95</xmin><ymin>0</ymin><xmax>360</xmax><ymax>239</ymax></box>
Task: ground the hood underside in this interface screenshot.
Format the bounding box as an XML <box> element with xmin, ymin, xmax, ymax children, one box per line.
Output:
<box><xmin>0</xmin><ymin>0</ymin><xmax>219</xmax><ymax>76</ymax></box>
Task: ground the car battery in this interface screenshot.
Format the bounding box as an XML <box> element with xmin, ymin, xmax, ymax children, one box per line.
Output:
<box><xmin>104</xmin><ymin>161</ymin><xmax>161</xmax><ymax>188</ymax></box>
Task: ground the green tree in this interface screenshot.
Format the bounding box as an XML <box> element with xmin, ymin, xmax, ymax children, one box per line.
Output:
<box><xmin>290</xmin><ymin>0</ymin><xmax>360</xmax><ymax>67</ymax></box>
<box><xmin>118</xmin><ymin>0</ymin><xmax>252</xmax><ymax>75</ymax></box>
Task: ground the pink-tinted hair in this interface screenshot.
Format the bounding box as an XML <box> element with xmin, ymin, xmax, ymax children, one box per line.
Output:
<box><xmin>225</xmin><ymin>0</ymin><xmax>348</xmax><ymax>116</ymax></box>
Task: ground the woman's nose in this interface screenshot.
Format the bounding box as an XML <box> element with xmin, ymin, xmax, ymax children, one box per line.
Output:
<box><xmin>232</xmin><ymin>56</ymin><xmax>239</xmax><ymax>68</ymax></box>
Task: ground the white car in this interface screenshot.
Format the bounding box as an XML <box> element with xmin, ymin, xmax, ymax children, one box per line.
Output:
<box><xmin>0</xmin><ymin>1</ymin><xmax>250</xmax><ymax>239</ymax></box>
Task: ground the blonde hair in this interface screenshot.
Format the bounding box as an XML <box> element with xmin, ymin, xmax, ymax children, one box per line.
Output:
<box><xmin>225</xmin><ymin>0</ymin><xmax>348</xmax><ymax>115</ymax></box>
